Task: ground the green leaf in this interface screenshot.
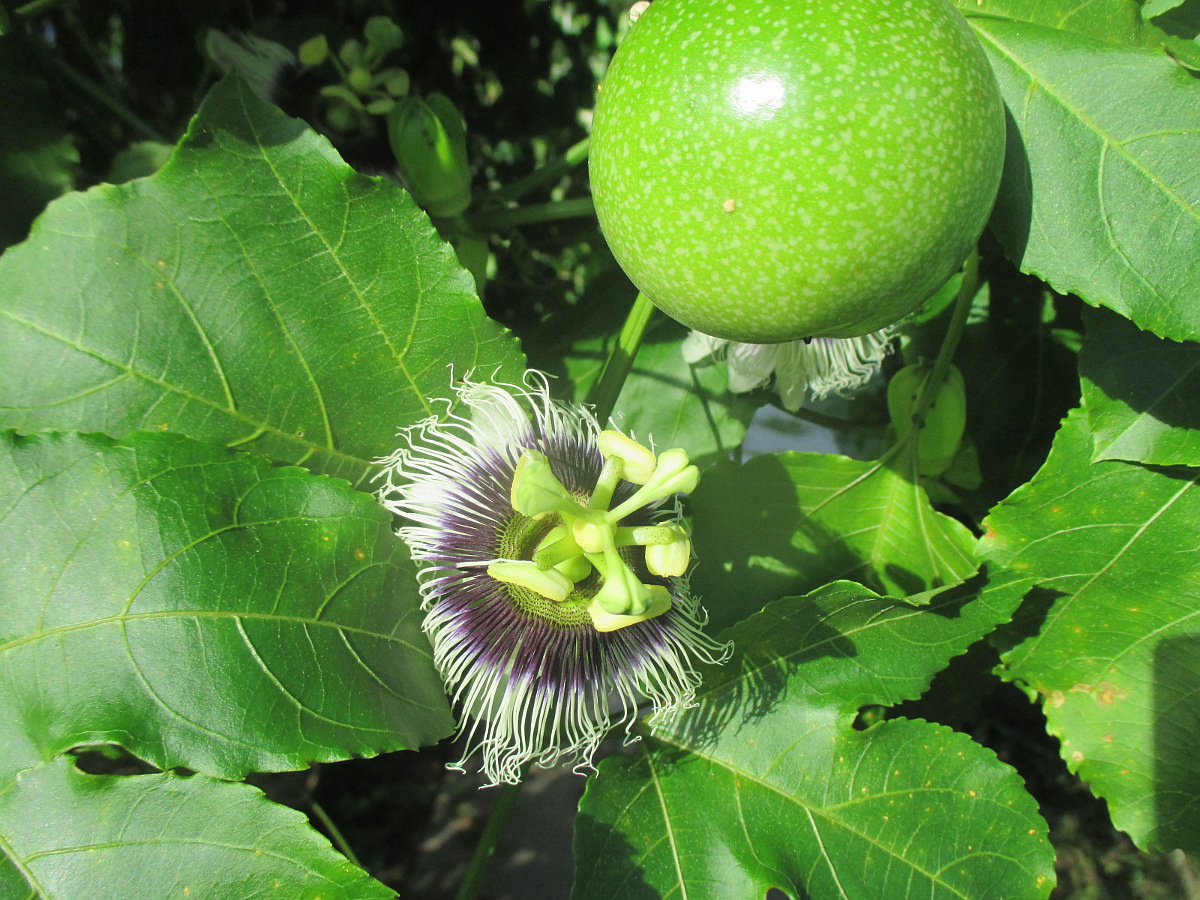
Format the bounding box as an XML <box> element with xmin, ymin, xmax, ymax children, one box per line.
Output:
<box><xmin>983</xmin><ymin>408</ymin><xmax>1200</xmax><ymax>853</ymax></box>
<box><xmin>0</xmin><ymin>430</ymin><xmax>453</xmax><ymax>782</ymax></box>
<box><xmin>1080</xmin><ymin>306</ymin><xmax>1200</xmax><ymax>466</ymax></box>
<box><xmin>0</xmin><ymin>37</ymin><xmax>78</xmax><ymax>249</ymax></box>
<box><xmin>957</xmin><ymin>0</ymin><xmax>1143</xmax><ymax>45</ymax></box>
<box><xmin>1143</xmin><ymin>0</ymin><xmax>1187</xmax><ymax>17</ymax></box>
<box><xmin>689</xmin><ymin>452</ymin><xmax>977</xmax><ymax>633</ymax></box>
<box><xmin>574</xmin><ymin>578</ymin><xmax>1052</xmax><ymax>900</ymax></box>
<box><xmin>0</xmin><ymin>75</ymin><xmax>523</xmax><ymax>488</ymax></box>
<box><xmin>0</xmin><ymin>758</ymin><xmax>394</xmax><ymax>900</ymax></box>
<box><xmin>562</xmin><ymin>318</ymin><xmax>756</xmax><ymax>466</ymax></box>
<box><xmin>966</xmin><ymin>17</ymin><xmax>1200</xmax><ymax>342</ymax></box>
<box><xmin>1143</xmin><ymin>0</ymin><xmax>1200</xmax><ymax>70</ymax></box>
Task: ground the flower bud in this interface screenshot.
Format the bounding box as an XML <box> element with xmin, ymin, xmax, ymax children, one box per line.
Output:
<box><xmin>388</xmin><ymin>93</ymin><xmax>472</xmax><ymax>217</ymax></box>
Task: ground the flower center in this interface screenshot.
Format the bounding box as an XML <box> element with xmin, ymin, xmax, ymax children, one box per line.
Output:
<box><xmin>486</xmin><ymin>432</ymin><xmax>699</xmax><ymax>633</ymax></box>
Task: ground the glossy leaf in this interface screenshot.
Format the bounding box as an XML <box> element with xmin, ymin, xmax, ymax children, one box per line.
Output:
<box><xmin>574</xmin><ymin>578</ymin><xmax>1052</xmax><ymax>900</ymax></box>
<box><xmin>563</xmin><ymin>318</ymin><xmax>756</xmax><ymax>465</ymax></box>
<box><xmin>958</xmin><ymin>0</ymin><xmax>1143</xmax><ymax>45</ymax></box>
<box><xmin>983</xmin><ymin>408</ymin><xmax>1200</xmax><ymax>853</ymax></box>
<box><xmin>0</xmin><ymin>430</ymin><xmax>453</xmax><ymax>783</ymax></box>
<box><xmin>0</xmin><ymin>75</ymin><xmax>523</xmax><ymax>487</ymax></box>
<box><xmin>0</xmin><ymin>758</ymin><xmax>394</xmax><ymax>900</ymax></box>
<box><xmin>689</xmin><ymin>451</ymin><xmax>977</xmax><ymax>633</ymax></box>
<box><xmin>967</xmin><ymin>17</ymin><xmax>1200</xmax><ymax>343</ymax></box>
<box><xmin>1080</xmin><ymin>306</ymin><xmax>1200</xmax><ymax>466</ymax></box>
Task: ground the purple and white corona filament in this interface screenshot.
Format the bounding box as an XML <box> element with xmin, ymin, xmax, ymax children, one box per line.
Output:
<box><xmin>376</xmin><ymin>371</ymin><xmax>730</xmax><ymax>785</ymax></box>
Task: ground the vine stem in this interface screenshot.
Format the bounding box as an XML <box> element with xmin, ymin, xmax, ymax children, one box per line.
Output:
<box><xmin>913</xmin><ymin>245</ymin><xmax>980</xmax><ymax>426</ymax></box>
<box><xmin>486</xmin><ymin>136</ymin><xmax>591</xmax><ymax>204</ymax></box>
<box><xmin>453</xmin><ymin>779</ymin><xmax>523</xmax><ymax>900</ymax></box>
<box><xmin>467</xmin><ymin>196</ymin><xmax>595</xmax><ymax>232</ymax></box>
<box><xmin>15</xmin><ymin>0</ymin><xmax>67</xmax><ymax>17</ymax></box>
<box><xmin>587</xmin><ymin>292</ymin><xmax>657</xmax><ymax>425</ymax></box>
<box><xmin>309</xmin><ymin>801</ymin><xmax>362</xmax><ymax>869</ymax></box>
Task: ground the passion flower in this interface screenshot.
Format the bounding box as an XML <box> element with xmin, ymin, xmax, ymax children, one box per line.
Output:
<box><xmin>590</xmin><ymin>0</ymin><xmax>1005</xmax><ymax>343</ymax></box>
<box><xmin>375</xmin><ymin>372</ymin><xmax>729</xmax><ymax>785</ymax></box>
<box><xmin>682</xmin><ymin>327</ymin><xmax>896</xmax><ymax>412</ymax></box>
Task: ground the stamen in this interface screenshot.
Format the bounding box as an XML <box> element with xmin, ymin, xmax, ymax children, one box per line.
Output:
<box><xmin>645</xmin><ymin>532</ymin><xmax>692</xmax><ymax>577</ymax></box>
<box><xmin>606</xmin><ymin>448</ymin><xmax>699</xmax><ymax>522</ymax></box>
<box><xmin>597</xmin><ymin>430</ymin><xmax>657</xmax><ymax>484</ymax></box>
<box><xmin>588</xmin><ymin>584</ymin><xmax>672</xmax><ymax>632</ymax></box>
<box><xmin>510</xmin><ymin>449</ymin><xmax>586</xmax><ymax>519</ymax></box>
<box><xmin>487</xmin><ymin>560</ymin><xmax>573</xmax><ymax>601</ymax></box>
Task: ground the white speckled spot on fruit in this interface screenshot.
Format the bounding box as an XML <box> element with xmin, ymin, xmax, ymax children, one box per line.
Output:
<box><xmin>589</xmin><ymin>0</ymin><xmax>1005</xmax><ymax>343</ymax></box>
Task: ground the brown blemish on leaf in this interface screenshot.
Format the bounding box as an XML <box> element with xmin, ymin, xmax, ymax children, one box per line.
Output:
<box><xmin>1068</xmin><ymin>681</ymin><xmax>1128</xmax><ymax>704</ymax></box>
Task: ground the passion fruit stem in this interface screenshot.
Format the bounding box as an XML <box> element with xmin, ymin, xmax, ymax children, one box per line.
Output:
<box><xmin>913</xmin><ymin>245</ymin><xmax>980</xmax><ymax>431</ymax></box>
<box><xmin>484</xmin><ymin>135</ymin><xmax>591</xmax><ymax>204</ymax></box>
<box><xmin>466</xmin><ymin>196</ymin><xmax>595</xmax><ymax>232</ymax></box>
<box><xmin>587</xmin><ymin>291</ymin><xmax>656</xmax><ymax>425</ymax></box>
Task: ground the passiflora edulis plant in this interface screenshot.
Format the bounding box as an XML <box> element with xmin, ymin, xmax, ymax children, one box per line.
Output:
<box><xmin>0</xmin><ymin>1</ymin><xmax>1198</xmax><ymax>899</ymax></box>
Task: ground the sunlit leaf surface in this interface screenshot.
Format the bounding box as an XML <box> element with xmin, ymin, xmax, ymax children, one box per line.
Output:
<box><xmin>0</xmin><ymin>76</ymin><xmax>523</xmax><ymax>487</ymax></box>
<box><xmin>0</xmin><ymin>430</ymin><xmax>453</xmax><ymax>782</ymax></box>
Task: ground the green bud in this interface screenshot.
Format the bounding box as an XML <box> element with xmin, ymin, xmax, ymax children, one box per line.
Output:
<box><xmin>381</xmin><ymin>68</ymin><xmax>411</xmax><ymax>97</ymax></box>
<box><xmin>339</xmin><ymin>38</ymin><xmax>365</xmax><ymax>69</ymax></box>
<box><xmin>364</xmin><ymin>16</ymin><xmax>404</xmax><ymax>54</ymax></box>
<box><xmin>347</xmin><ymin>66</ymin><xmax>374</xmax><ymax>94</ymax></box>
<box><xmin>387</xmin><ymin>94</ymin><xmax>472</xmax><ymax>217</ymax></box>
<box><xmin>320</xmin><ymin>83</ymin><xmax>365</xmax><ymax>110</ymax></box>
<box><xmin>297</xmin><ymin>35</ymin><xmax>329</xmax><ymax>67</ymax></box>
<box><xmin>365</xmin><ymin>97</ymin><xmax>396</xmax><ymax>116</ymax></box>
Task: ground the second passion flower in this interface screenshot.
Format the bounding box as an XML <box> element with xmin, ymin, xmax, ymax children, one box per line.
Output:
<box><xmin>376</xmin><ymin>371</ymin><xmax>730</xmax><ymax>785</ymax></box>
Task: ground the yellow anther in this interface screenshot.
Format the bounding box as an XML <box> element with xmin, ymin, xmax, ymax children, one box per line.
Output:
<box><xmin>587</xmin><ymin>585</ymin><xmax>672</xmax><ymax>632</ymax></box>
<box><xmin>597</xmin><ymin>430</ymin><xmax>657</xmax><ymax>484</ymax></box>
<box><xmin>488</xmin><ymin>560</ymin><xmax>573</xmax><ymax>602</ymax></box>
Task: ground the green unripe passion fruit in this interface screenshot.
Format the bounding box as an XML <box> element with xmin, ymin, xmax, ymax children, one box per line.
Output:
<box><xmin>590</xmin><ymin>0</ymin><xmax>1005</xmax><ymax>343</ymax></box>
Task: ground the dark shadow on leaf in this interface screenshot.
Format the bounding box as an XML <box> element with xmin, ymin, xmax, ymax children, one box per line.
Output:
<box><xmin>671</xmin><ymin>573</ymin><xmax>997</xmax><ymax>754</ymax></box>
<box><xmin>662</xmin><ymin>598</ymin><xmax>855</xmax><ymax>754</ymax></box>
<box><xmin>1152</xmin><ymin>0</ymin><xmax>1200</xmax><ymax>43</ymax></box>
<box><xmin>1153</xmin><ymin>633</ymin><xmax>1200</xmax><ymax>853</ymax></box>
<box><xmin>989</xmin><ymin>104</ymin><xmax>1033</xmax><ymax>265</ymax></box>
<box><xmin>691</xmin><ymin>455</ymin><xmax>925</xmax><ymax>634</ymax></box>
<box><xmin>1080</xmin><ymin>306</ymin><xmax>1200</xmax><ymax>440</ymax></box>
<box><xmin>986</xmin><ymin>582</ymin><xmax>1062</xmax><ymax>658</ymax></box>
